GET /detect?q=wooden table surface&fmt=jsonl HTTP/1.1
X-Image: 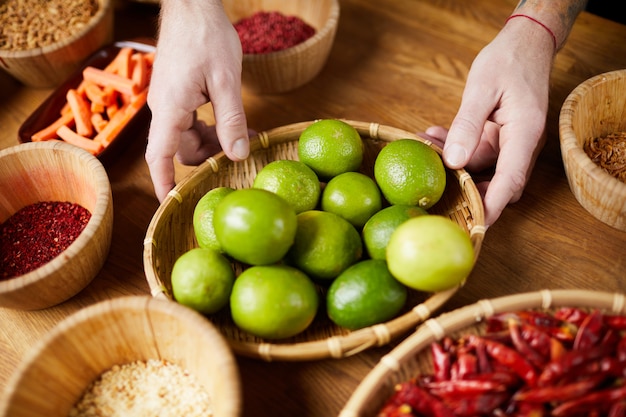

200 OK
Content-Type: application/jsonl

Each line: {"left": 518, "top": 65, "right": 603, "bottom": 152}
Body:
{"left": 2, "top": 1, "right": 626, "bottom": 416}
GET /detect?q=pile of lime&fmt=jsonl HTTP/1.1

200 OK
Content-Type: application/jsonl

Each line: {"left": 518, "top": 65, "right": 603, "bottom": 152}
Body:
{"left": 172, "top": 119, "right": 475, "bottom": 339}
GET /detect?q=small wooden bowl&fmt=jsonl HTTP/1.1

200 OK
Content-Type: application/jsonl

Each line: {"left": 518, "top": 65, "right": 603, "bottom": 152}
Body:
{"left": 0, "top": 0, "right": 114, "bottom": 88}
{"left": 559, "top": 69, "right": 626, "bottom": 231}
{"left": 0, "top": 296, "right": 242, "bottom": 417}
{"left": 223, "top": 0, "right": 340, "bottom": 93}
{"left": 339, "top": 289, "right": 626, "bottom": 417}
{"left": 143, "top": 120, "right": 486, "bottom": 361}
{"left": 0, "top": 141, "right": 113, "bottom": 310}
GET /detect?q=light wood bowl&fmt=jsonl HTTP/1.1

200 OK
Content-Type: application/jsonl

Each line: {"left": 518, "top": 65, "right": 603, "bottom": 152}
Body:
{"left": 143, "top": 119, "right": 486, "bottom": 361}
{"left": 223, "top": 0, "right": 340, "bottom": 94}
{"left": 0, "top": 141, "right": 113, "bottom": 310}
{"left": 0, "top": 0, "right": 114, "bottom": 88}
{"left": 339, "top": 289, "right": 626, "bottom": 417}
{"left": 559, "top": 69, "right": 626, "bottom": 231}
{"left": 0, "top": 295, "right": 242, "bottom": 417}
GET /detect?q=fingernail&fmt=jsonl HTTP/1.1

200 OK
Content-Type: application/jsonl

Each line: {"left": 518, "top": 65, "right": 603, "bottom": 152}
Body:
{"left": 232, "top": 138, "right": 249, "bottom": 160}
{"left": 444, "top": 144, "right": 467, "bottom": 167}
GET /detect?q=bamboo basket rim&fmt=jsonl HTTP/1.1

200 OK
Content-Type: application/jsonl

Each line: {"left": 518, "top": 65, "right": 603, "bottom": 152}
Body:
{"left": 0, "top": 141, "right": 112, "bottom": 292}
{"left": 240, "top": 0, "right": 340, "bottom": 62}
{"left": 143, "top": 119, "right": 486, "bottom": 361}
{"left": 0, "top": 295, "right": 242, "bottom": 417}
{"left": 559, "top": 69, "right": 626, "bottom": 196}
{"left": 339, "top": 288, "right": 626, "bottom": 417}
{"left": 0, "top": 0, "right": 112, "bottom": 58}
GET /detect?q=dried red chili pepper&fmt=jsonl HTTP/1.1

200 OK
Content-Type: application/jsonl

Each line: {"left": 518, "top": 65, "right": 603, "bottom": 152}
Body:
{"left": 379, "top": 382, "right": 455, "bottom": 417}
{"left": 609, "top": 401, "right": 626, "bottom": 417}
{"left": 422, "top": 379, "right": 506, "bottom": 398}
{"left": 520, "top": 323, "right": 553, "bottom": 359}
{"left": 537, "top": 343, "right": 613, "bottom": 386}
{"left": 551, "top": 385, "right": 626, "bottom": 416}
{"left": 440, "top": 391, "right": 509, "bottom": 417}
{"left": 467, "top": 335, "right": 538, "bottom": 386}
{"left": 0, "top": 201, "right": 91, "bottom": 279}
{"left": 554, "top": 307, "right": 588, "bottom": 326}
{"left": 605, "top": 314, "right": 626, "bottom": 331}
{"left": 513, "top": 374, "right": 605, "bottom": 403}
{"left": 573, "top": 309, "right": 605, "bottom": 350}
{"left": 618, "top": 335, "right": 626, "bottom": 362}
{"left": 431, "top": 342, "right": 451, "bottom": 382}
{"left": 455, "top": 351, "right": 477, "bottom": 380}
{"left": 509, "top": 321, "right": 547, "bottom": 368}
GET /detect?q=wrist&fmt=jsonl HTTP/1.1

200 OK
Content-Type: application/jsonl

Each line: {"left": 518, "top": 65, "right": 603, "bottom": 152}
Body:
{"left": 505, "top": 15, "right": 557, "bottom": 51}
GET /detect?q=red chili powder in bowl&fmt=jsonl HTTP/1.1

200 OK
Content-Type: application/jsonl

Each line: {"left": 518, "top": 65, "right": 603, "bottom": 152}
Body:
{"left": 234, "top": 11, "right": 316, "bottom": 54}
{"left": 0, "top": 201, "right": 91, "bottom": 279}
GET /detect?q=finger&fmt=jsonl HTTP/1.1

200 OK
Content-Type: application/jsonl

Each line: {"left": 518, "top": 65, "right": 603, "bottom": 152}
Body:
{"left": 176, "top": 120, "right": 222, "bottom": 165}
{"left": 443, "top": 84, "right": 499, "bottom": 169}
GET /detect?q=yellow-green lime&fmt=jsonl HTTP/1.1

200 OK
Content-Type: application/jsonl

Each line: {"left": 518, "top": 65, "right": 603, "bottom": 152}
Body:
{"left": 229, "top": 264, "right": 319, "bottom": 339}
{"left": 327, "top": 259, "right": 407, "bottom": 330}
{"left": 298, "top": 119, "right": 364, "bottom": 180}
{"left": 193, "top": 186, "right": 235, "bottom": 251}
{"left": 213, "top": 188, "right": 297, "bottom": 265}
{"left": 374, "top": 139, "right": 446, "bottom": 209}
{"left": 362, "top": 204, "right": 427, "bottom": 260}
{"left": 252, "top": 159, "right": 321, "bottom": 214}
{"left": 286, "top": 210, "right": 363, "bottom": 281}
{"left": 386, "top": 215, "right": 474, "bottom": 292}
{"left": 171, "top": 247, "right": 235, "bottom": 315}
{"left": 321, "top": 171, "right": 383, "bottom": 229}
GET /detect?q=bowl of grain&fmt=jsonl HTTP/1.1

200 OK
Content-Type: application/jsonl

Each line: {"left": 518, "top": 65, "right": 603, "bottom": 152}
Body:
{"left": 0, "top": 295, "right": 242, "bottom": 417}
{"left": 0, "top": 140, "right": 113, "bottom": 310}
{"left": 222, "top": 0, "right": 340, "bottom": 94}
{"left": 0, "top": 0, "right": 114, "bottom": 88}
{"left": 559, "top": 69, "right": 626, "bottom": 231}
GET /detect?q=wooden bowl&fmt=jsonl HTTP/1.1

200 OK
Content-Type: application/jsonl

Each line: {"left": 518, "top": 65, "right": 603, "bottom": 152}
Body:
{"left": 559, "top": 69, "right": 626, "bottom": 231}
{"left": 222, "top": 0, "right": 340, "bottom": 93}
{"left": 143, "top": 119, "right": 486, "bottom": 361}
{"left": 0, "top": 295, "right": 242, "bottom": 417}
{"left": 339, "top": 289, "right": 626, "bottom": 417}
{"left": 0, "top": 0, "right": 114, "bottom": 88}
{"left": 0, "top": 141, "right": 113, "bottom": 310}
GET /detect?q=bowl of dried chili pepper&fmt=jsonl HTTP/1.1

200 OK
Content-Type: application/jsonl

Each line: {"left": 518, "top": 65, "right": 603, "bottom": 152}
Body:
{"left": 559, "top": 69, "right": 626, "bottom": 232}
{"left": 0, "top": 140, "right": 113, "bottom": 310}
{"left": 339, "top": 289, "right": 626, "bottom": 417}
{"left": 223, "top": 0, "right": 340, "bottom": 94}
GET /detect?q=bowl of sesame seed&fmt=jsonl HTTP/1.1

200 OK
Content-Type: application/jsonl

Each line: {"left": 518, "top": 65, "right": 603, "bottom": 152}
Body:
{"left": 0, "top": 296, "right": 242, "bottom": 417}
{"left": 0, "top": 0, "right": 114, "bottom": 88}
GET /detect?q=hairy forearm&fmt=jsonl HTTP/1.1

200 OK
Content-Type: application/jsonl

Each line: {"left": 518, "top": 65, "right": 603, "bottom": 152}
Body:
{"left": 513, "top": 0, "right": 588, "bottom": 50}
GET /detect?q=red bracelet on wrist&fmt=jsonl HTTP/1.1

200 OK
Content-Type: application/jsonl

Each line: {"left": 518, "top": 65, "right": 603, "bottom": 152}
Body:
{"left": 505, "top": 14, "right": 557, "bottom": 51}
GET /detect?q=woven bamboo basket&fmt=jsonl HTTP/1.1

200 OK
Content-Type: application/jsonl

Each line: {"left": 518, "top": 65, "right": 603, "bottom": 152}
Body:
{"left": 143, "top": 119, "right": 485, "bottom": 361}
{"left": 339, "top": 289, "right": 626, "bottom": 417}
{"left": 0, "top": 296, "right": 242, "bottom": 417}
{"left": 0, "top": 0, "right": 114, "bottom": 88}
{"left": 559, "top": 69, "right": 626, "bottom": 231}
{"left": 223, "top": 0, "right": 340, "bottom": 93}
{"left": 0, "top": 141, "right": 113, "bottom": 310}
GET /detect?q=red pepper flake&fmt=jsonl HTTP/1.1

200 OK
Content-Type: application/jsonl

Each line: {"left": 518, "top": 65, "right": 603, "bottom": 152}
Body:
{"left": 0, "top": 201, "right": 91, "bottom": 280}
{"left": 234, "top": 11, "right": 316, "bottom": 54}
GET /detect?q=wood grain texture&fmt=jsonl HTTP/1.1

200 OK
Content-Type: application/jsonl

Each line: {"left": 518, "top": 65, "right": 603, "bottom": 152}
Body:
{"left": 1, "top": 1, "right": 626, "bottom": 416}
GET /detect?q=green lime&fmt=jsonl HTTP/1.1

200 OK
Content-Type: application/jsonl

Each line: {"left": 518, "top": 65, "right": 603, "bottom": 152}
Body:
{"left": 374, "top": 139, "right": 446, "bottom": 209}
{"left": 327, "top": 259, "right": 407, "bottom": 330}
{"left": 298, "top": 119, "right": 364, "bottom": 180}
{"left": 193, "top": 187, "right": 235, "bottom": 251}
{"left": 230, "top": 264, "right": 319, "bottom": 339}
{"left": 213, "top": 188, "right": 297, "bottom": 265}
{"left": 171, "top": 247, "right": 235, "bottom": 314}
{"left": 286, "top": 210, "right": 363, "bottom": 281}
{"left": 362, "top": 204, "right": 427, "bottom": 260}
{"left": 386, "top": 215, "right": 474, "bottom": 292}
{"left": 252, "top": 159, "right": 321, "bottom": 214}
{"left": 321, "top": 171, "right": 383, "bottom": 229}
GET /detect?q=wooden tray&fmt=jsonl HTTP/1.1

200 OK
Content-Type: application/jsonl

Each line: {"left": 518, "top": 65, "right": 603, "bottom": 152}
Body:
{"left": 143, "top": 119, "right": 486, "bottom": 361}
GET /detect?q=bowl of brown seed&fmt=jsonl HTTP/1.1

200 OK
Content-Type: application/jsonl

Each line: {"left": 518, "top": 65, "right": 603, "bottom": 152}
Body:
{"left": 0, "top": 296, "right": 242, "bottom": 417}
{"left": 559, "top": 69, "right": 626, "bottom": 231}
{"left": 0, "top": 0, "right": 114, "bottom": 88}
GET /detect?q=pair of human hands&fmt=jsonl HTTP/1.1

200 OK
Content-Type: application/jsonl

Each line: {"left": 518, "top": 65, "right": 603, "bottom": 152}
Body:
{"left": 145, "top": 3, "right": 555, "bottom": 227}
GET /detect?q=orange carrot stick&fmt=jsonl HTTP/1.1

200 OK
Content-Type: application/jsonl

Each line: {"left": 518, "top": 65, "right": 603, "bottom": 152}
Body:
{"left": 56, "top": 125, "right": 104, "bottom": 155}
{"left": 131, "top": 52, "right": 148, "bottom": 91}
{"left": 31, "top": 111, "right": 75, "bottom": 142}
{"left": 84, "top": 81, "right": 115, "bottom": 107}
{"left": 83, "top": 66, "right": 140, "bottom": 96}
{"left": 66, "top": 89, "right": 93, "bottom": 137}
{"left": 91, "top": 112, "right": 108, "bottom": 133}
